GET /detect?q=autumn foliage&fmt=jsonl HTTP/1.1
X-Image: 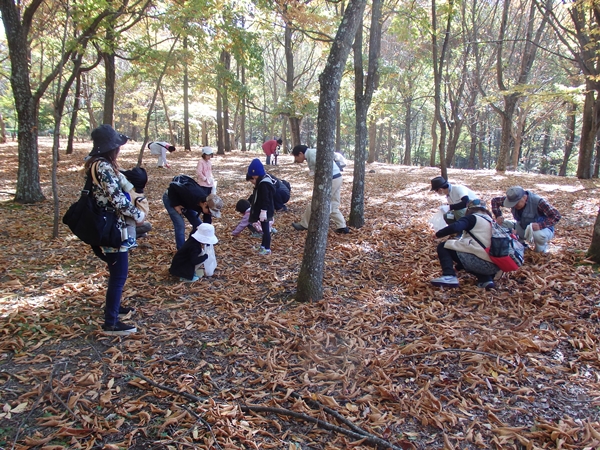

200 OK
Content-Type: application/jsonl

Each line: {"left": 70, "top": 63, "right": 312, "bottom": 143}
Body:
{"left": 0, "top": 139, "right": 599, "bottom": 449}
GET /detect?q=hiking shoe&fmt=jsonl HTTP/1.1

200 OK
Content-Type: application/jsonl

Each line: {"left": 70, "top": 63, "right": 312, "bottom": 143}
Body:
{"left": 180, "top": 275, "right": 200, "bottom": 283}
{"left": 271, "top": 227, "right": 278, "bottom": 234}
{"left": 477, "top": 281, "right": 495, "bottom": 290}
{"left": 258, "top": 247, "right": 271, "bottom": 255}
{"left": 335, "top": 227, "right": 350, "bottom": 234}
{"left": 430, "top": 275, "right": 459, "bottom": 287}
{"left": 292, "top": 223, "right": 307, "bottom": 231}
{"left": 102, "top": 321, "right": 137, "bottom": 336}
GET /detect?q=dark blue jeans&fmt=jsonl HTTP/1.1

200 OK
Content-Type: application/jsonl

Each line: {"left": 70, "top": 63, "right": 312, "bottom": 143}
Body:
{"left": 261, "top": 220, "right": 271, "bottom": 250}
{"left": 104, "top": 251, "right": 129, "bottom": 326}
{"left": 163, "top": 191, "right": 202, "bottom": 250}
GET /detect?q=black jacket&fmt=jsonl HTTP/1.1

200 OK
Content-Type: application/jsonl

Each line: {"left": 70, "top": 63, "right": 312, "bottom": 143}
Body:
{"left": 169, "top": 237, "right": 209, "bottom": 280}
{"left": 249, "top": 175, "right": 275, "bottom": 222}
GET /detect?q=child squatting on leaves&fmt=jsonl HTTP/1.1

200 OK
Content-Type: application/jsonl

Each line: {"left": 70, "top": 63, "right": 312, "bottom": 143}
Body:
{"left": 169, "top": 223, "right": 218, "bottom": 282}
{"left": 246, "top": 158, "right": 275, "bottom": 255}
{"left": 232, "top": 199, "right": 275, "bottom": 238}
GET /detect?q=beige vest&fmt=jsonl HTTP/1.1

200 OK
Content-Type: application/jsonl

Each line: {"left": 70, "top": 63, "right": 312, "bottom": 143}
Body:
{"left": 444, "top": 214, "right": 493, "bottom": 262}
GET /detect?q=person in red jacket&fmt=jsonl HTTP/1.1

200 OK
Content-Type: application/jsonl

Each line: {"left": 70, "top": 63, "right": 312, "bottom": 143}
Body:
{"left": 262, "top": 138, "right": 282, "bottom": 165}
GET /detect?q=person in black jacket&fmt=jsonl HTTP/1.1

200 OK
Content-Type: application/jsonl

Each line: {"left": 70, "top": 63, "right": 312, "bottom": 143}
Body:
{"left": 246, "top": 159, "right": 275, "bottom": 255}
{"left": 162, "top": 174, "right": 223, "bottom": 250}
{"left": 169, "top": 223, "right": 218, "bottom": 282}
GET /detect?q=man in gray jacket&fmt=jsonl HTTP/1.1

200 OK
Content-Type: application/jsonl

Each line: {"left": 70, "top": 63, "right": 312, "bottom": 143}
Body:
{"left": 491, "top": 186, "right": 561, "bottom": 253}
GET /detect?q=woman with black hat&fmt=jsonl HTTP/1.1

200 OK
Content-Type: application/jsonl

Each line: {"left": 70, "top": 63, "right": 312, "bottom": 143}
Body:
{"left": 430, "top": 176, "right": 478, "bottom": 224}
{"left": 85, "top": 125, "right": 146, "bottom": 336}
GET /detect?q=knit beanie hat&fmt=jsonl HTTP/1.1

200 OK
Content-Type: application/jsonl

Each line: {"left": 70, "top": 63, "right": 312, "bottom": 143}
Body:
{"left": 247, "top": 158, "right": 265, "bottom": 178}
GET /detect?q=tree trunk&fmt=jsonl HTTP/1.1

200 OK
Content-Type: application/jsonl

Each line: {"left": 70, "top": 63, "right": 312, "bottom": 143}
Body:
{"left": 403, "top": 100, "right": 412, "bottom": 165}
{"left": 81, "top": 73, "right": 97, "bottom": 130}
{"left": 587, "top": 207, "right": 600, "bottom": 263}
{"left": 0, "top": 114, "right": 6, "bottom": 143}
{"left": 67, "top": 74, "right": 81, "bottom": 155}
{"left": 367, "top": 120, "right": 377, "bottom": 163}
{"left": 216, "top": 88, "right": 224, "bottom": 154}
{"left": 296, "top": 0, "right": 366, "bottom": 303}
{"left": 559, "top": 102, "right": 576, "bottom": 176}
{"left": 0, "top": 0, "right": 45, "bottom": 203}
{"left": 497, "top": 95, "right": 517, "bottom": 172}
{"left": 240, "top": 65, "right": 247, "bottom": 152}
{"left": 284, "top": 20, "right": 302, "bottom": 148}
{"left": 102, "top": 51, "right": 116, "bottom": 125}
{"left": 159, "top": 87, "right": 175, "bottom": 144}
{"left": 349, "top": 0, "right": 382, "bottom": 229}
{"left": 222, "top": 50, "right": 231, "bottom": 152}
{"left": 183, "top": 37, "right": 191, "bottom": 151}
{"left": 468, "top": 119, "right": 477, "bottom": 169}
{"left": 577, "top": 86, "right": 597, "bottom": 179}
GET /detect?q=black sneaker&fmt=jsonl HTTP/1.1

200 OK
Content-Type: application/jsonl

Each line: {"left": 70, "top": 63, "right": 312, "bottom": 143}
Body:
{"left": 119, "top": 306, "right": 135, "bottom": 318}
{"left": 102, "top": 321, "right": 137, "bottom": 336}
{"left": 292, "top": 222, "right": 307, "bottom": 231}
{"left": 335, "top": 227, "right": 350, "bottom": 234}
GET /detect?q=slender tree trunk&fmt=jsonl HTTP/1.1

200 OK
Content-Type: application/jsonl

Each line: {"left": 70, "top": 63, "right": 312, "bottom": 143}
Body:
{"left": 559, "top": 102, "right": 576, "bottom": 176}
{"left": 367, "top": 120, "right": 377, "bottom": 163}
{"left": 81, "top": 73, "right": 97, "bottom": 130}
{"left": 587, "top": 207, "right": 600, "bottom": 263}
{"left": 296, "top": 0, "right": 366, "bottom": 303}
{"left": 67, "top": 74, "right": 81, "bottom": 155}
{"left": 240, "top": 65, "right": 247, "bottom": 152}
{"left": 0, "top": 0, "right": 44, "bottom": 203}
{"left": 183, "top": 36, "right": 191, "bottom": 151}
{"left": 160, "top": 87, "right": 175, "bottom": 145}
{"left": 403, "top": 100, "right": 412, "bottom": 165}
{"left": 102, "top": 50, "right": 116, "bottom": 125}
{"left": 284, "top": 20, "right": 302, "bottom": 147}
{"left": 222, "top": 50, "right": 231, "bottom": 152}
{"left": 349, "top": 0, "right": 382, "bottom": 228}
{"left": 577, "top": 86, "right": 596, "bottom": 179}
{"left": 216, "top": 88, "right": 224, "bottom": 154}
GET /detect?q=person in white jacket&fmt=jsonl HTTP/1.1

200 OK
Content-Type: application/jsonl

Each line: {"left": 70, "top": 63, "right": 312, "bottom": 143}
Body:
{"left": 148, "top": 141, "right": 175, "bottom": 168}
{"left": 291, "top": 145, "right": 349, "bottom": 234}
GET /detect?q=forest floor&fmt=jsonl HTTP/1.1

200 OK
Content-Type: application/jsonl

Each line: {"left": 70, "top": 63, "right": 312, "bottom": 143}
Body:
{"left": 0, "top": 138, "right": 599, "bottom": 450}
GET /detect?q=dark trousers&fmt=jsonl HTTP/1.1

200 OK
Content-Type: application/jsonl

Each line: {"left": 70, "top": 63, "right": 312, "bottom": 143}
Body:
{"left": 261, "top": 220, "right": 271, "bottom": 250}
{"left": 104, "top": 251, "right": 129, "bottom": 326}
{"left": 436, "top": 242, "right": 493, "bottom": 283}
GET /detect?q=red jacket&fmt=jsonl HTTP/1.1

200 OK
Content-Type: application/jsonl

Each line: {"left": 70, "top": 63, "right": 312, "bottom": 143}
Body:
{"left": 262, "top": 139, "right": 279, "bottom": 156}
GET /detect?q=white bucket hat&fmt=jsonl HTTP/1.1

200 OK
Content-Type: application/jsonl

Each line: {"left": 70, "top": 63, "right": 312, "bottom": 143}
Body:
{"left": 192, "top": 223, "right": 218, "bottom": 245}
{"left": 202, "top": 146, "right": 214, "bottom": 155}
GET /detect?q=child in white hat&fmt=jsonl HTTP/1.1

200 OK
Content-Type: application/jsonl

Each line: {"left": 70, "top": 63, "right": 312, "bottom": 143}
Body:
{"left": 169, "top": 223, "right": 218, "bottom": 282}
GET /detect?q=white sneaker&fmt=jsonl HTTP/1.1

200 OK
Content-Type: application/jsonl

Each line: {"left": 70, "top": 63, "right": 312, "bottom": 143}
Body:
{"left": 430, "top": 275, "right": 459, "bottom": 287}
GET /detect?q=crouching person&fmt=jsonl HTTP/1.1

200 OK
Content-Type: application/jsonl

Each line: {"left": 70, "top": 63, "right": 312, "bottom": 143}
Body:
{"left": 431, "top": 200, "right": 500, "bottom": 290}
{"left": 169, "top": 223, "right": 218, "bottom": 282}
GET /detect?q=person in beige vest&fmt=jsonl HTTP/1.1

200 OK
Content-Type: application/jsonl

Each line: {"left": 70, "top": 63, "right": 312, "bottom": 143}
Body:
{"left": 430, "top": 199, "right": 501, "bottom": 290}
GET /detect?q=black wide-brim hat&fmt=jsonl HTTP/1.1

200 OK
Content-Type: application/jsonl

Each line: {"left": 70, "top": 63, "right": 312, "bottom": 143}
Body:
{"left": 89, "top": 124, "right": 129, "bottom": 156}
{"left": 430, "top": 176, "right": 448, "bottom": 191}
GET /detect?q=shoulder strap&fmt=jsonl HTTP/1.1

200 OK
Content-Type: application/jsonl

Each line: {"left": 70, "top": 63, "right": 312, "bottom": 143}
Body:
{"left": 467, "top": 215, "right": 490, "bottom": 249}
{"left": 90, "top": 161, "right": 101, "bottom": 186}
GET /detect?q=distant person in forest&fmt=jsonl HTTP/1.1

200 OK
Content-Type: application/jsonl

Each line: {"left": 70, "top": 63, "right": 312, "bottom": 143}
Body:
{"left": 262, "top": 138, "right": 282, "bottom": 166}
{"left": 291, "top": 144, "right": 349, "bottom": 234}
{"left": 148, "top": 141, "right": 176, "bottom": 168}
{"left": 431, "top": 176, "right": 478, "bottom": 225}
{"left": 196, "top": 146, "right": 215, "bottom": 197}
{"left": 490, "top": 186, "right": 561, "bottom": 253}
{"left": 163, "top": 174, "right": 223, "bottom": 250}
{"left": 246, "top": 159, "right": 275, "bottom": 255}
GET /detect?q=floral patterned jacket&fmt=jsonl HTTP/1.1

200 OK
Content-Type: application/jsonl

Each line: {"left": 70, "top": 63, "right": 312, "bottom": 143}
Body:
{"left": 91, "top": 159, "right": 145, "bottom": 252}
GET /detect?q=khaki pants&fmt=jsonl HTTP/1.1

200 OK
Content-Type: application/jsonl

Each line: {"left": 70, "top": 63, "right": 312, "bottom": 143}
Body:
{"left": 299, "top": 176, "right": 346, "bottom": 229}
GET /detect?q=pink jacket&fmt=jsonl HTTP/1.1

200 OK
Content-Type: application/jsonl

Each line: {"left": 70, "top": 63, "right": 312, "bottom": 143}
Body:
{"left": 196, "top": 159, "right": 213, "bottom": 188}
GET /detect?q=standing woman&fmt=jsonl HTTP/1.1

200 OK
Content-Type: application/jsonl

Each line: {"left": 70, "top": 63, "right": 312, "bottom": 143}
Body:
{"left": 85, "top": 125, "right": 146, "bottom": 336}
{"left": 196, "top": 146, "right": 215, "bottom": 197}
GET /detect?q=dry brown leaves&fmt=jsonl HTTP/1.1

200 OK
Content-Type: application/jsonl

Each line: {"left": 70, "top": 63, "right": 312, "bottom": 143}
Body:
{"left": 0, "top": 138, "right": 599, "bottom": 449}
